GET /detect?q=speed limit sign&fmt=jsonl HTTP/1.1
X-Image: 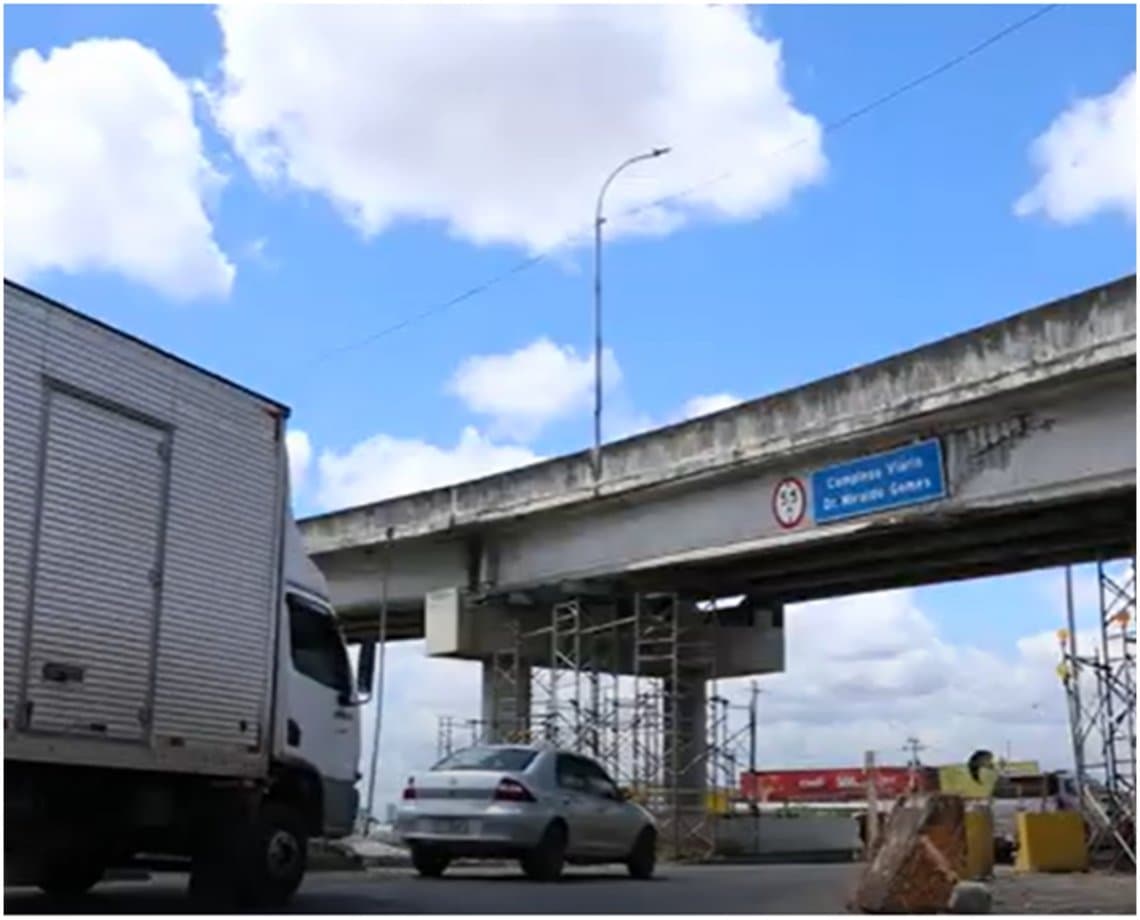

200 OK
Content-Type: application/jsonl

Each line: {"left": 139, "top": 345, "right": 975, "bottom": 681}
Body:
{"left": 772, "top": 476, "right": 807, "bottom": 529}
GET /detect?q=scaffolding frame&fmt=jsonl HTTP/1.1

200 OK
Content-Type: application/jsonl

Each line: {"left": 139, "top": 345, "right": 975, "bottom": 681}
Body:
{"left": 1059, "top": 558, "right": 1136, "bottom": 869}
{"left": 708, "top": 687, "right": 754, "bottom": 809}
{"left": 436, "top": 715, "right": 487, "bottom": 761}
{"left": 436, "top": 591, "right": 748, "bottom": 860}
{"left": 633, "top": 592, "right": 719, "bottom": 859}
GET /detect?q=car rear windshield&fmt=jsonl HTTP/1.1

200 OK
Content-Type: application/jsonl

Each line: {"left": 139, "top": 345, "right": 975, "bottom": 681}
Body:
{"left": 432, "top": 747, "right": 538, "bottom": 772}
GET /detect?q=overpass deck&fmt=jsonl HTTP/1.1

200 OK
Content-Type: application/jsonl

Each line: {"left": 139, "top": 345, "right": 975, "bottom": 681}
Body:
{"left": 301, "top": 276, "right": 1136, "bottom": 639}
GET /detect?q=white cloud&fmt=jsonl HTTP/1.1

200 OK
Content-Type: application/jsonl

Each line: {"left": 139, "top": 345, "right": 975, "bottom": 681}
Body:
{"left": 607, "top": 391, "right": 745, "bottom": 443}
{"left": 448, "top": 338, "right": 621, "bottom": 441}
{"left": 718, "top": 588, "right": 1076, "bottom": 768}
{"left": 1015, "top": 71, "right": 1136, "bottom": 225}
{"left": 285, "top": 429, "right": 313, "bottom": 493}
{"left": 210, "top": 3, "right": 825, "bottom": 253}
{"left": 316, "top": 426, "right": 542, "bottom": 509}
{"left": 680, "top": 392, "right": 743, "bottom": 420}
{"left": 4, "top": 39, "right": 234, "bottom": 299}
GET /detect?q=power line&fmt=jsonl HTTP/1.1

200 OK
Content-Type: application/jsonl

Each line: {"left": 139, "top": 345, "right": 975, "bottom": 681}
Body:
{"left": 622, "top": 3, "right": 1059, "bottom": 223}
{"left": 305, "top": 253, "right": 547, "bottom": 368}
{"left": 303, "top": 4, "right": 1058, "bottom": 368}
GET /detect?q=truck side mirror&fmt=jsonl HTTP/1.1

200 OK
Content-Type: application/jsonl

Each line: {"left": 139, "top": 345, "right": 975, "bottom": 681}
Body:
{"left": 357, "top": 640, "right": 377, "bottom": 702}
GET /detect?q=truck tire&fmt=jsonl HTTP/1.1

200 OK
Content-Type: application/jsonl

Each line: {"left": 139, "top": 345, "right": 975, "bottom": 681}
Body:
{"left": 240, "top": 802, "right": 309, "bottom": 908}
{"left": 520, "top": 821, "right": 566, "bottom": 882}
{"left": 189, "top": 802, "right": 308, "bottom": 910}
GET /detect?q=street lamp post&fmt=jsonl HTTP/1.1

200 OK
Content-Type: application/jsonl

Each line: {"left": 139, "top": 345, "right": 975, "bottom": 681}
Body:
{"left": 592, "top": 146, "right": 671, "bottom": 483}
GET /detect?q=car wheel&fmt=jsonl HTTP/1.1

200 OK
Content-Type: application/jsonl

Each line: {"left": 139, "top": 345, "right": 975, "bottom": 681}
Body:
{"left": 411, "top": 843, "right": 451, "bottom": 878}
{"left": 521, "top": 821, "right": 567, "bottom": 882}
{"left": 626, "top": 827, "right": 656, "bottom": 880}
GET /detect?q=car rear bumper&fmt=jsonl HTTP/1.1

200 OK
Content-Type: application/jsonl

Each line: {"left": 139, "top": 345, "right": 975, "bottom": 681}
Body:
{"left": 396, "top": 813, "right": 548, "bottom": 851}
{"left": 403, "top": 838, "right": 535, "bottom": 859}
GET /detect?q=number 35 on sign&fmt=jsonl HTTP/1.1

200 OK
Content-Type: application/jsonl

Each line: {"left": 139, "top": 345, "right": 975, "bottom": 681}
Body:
{"left": 772, "top": 477, "right": 806, "bottom": 529}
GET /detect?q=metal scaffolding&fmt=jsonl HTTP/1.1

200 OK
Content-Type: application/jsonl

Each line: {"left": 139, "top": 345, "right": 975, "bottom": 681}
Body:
{"left": 1059, "top": 559, "right": 1136, "bottom": 869}
{"left": 708, "top": 684, "right": 755, "bottom": 811}
{"left": 436, "top": 715, "right": 486, "bottom": 761}
{"left": 435, "top": 591, "right": 751, "bottom": 860}
{"left": 634, "top": 591, "right": 718, "bottom": 859}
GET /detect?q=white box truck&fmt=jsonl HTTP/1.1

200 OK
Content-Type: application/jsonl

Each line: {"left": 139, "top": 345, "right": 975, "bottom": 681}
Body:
{"left": 3, "top": 280, "right": 376, "bottom": 907}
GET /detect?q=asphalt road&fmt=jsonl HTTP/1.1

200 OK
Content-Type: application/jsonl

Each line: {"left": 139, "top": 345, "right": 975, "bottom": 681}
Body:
{"left": 6, "top": 863, "right": 861, "bottom": 914}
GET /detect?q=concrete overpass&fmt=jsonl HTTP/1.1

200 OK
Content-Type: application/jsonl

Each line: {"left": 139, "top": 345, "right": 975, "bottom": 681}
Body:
{"left": 302, "top": 274, "right": 1136, "bottom": 645}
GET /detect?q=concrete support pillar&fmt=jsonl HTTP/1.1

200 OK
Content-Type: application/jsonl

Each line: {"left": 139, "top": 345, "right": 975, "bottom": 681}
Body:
{"left": 480, "top": 656, "right": 531, "bottom": 743}
{"left": 663, "top": 670, "right": 708, "bottom": 794}
{"left": 660, "top": 669, "right": 711, "bottom": 858}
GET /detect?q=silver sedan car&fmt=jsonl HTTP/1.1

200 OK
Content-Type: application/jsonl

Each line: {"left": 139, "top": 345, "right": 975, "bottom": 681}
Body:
{"left": 394, "top": 743, "right": 657, "bottom": 881}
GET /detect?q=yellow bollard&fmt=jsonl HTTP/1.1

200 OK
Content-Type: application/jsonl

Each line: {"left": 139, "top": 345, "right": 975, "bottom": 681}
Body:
{"left": 705, "top": 788, "right": 730, "bottom": 816}
{"left": 964, "top": 804, "right": 995, "bottom": 880}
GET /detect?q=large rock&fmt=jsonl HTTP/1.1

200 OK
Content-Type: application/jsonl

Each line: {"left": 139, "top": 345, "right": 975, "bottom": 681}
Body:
{"left": 948, "top": 881, "right": 993, "bottom": 914}
{"left": 853, "top": 793, "right": 967, "bottom": 913}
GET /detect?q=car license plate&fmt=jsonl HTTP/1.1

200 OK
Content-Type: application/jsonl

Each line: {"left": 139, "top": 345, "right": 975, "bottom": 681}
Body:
{"left": 428, "top": 818, "right": 469, "bottom": 834}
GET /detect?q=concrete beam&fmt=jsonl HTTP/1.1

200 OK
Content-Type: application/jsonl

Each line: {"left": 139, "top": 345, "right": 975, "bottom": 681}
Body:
{"left": 419, "top": 590, "right": 786, "bottom": 679}
{"left": 305, "top": 276, "right": 1137, "bottom": 638}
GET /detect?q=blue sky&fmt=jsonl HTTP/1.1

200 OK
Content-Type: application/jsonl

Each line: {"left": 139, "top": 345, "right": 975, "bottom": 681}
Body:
{"left": 4, "top": 3, "right": 1135, "bottom": 786}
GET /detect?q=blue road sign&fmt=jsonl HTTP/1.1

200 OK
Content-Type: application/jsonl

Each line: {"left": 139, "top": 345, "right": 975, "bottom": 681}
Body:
{"left": 811, "top": 439, "right": 947, "bottom": 524}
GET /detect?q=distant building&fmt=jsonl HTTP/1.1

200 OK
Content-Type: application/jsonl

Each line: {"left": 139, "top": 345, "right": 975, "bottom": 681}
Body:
{"left": 738, "top": 759, "right": 1042, "bottom": 803}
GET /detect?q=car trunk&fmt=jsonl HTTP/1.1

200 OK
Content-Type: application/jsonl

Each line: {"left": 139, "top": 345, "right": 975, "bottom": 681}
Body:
{"left": 409, "top": 770, "right": 516, "bottom": 815}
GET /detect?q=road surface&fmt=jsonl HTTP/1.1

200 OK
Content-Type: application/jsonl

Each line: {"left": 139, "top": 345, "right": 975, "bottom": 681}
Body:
{"left": 6, "top": 863, "right": 860, "bottom": 914}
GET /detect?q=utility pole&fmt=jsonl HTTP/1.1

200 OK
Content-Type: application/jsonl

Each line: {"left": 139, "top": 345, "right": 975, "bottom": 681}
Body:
{"left": 748, "top": 681, "right": 760, "bottom": 777}
{"left": 864, "top": 750, "right": 879, "bottom": 856}
{"left": 364, "top": 527, "right": 394, "bottom": 834}
{"left": 903, "top": 736, "right": 926, "bottom": 793}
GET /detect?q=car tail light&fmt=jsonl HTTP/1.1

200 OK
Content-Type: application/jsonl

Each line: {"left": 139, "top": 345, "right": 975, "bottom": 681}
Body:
{"left": 402, "top": 779, "right": 416, "bottom": 800}
{"left": 493, "top": 778, "right": 535, "bottom": 802}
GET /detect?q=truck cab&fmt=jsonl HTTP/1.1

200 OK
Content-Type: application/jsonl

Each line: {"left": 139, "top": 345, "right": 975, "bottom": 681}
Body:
{"left": 274, "top": 517, "right": 363, "bottom": 842}
{"left": 184, "top": 511, "right": 372, "bottom": 907}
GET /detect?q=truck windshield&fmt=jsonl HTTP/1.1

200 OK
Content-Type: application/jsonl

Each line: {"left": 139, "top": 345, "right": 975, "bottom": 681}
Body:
{"left": 432, "top": 747, "right": 537, "bottom": 772}
{"left": 287, "top": 594, "right": 352, "bottom": 697}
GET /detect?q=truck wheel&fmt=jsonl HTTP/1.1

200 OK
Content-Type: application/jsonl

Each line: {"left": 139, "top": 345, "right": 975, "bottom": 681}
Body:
{"left": 410, "top": 843, "right": 451, "bottom": 878}
{"left": 190, "top": 802, "right": 309, "bottom": 909}
{"left": 240, "top": 802, "right": 309, "bottom": 908}
{"left": 520, "top": 821, "right": 566, "bottom": 882}
{"left": 626, "top": 827, "right": 656, "bottom": 879}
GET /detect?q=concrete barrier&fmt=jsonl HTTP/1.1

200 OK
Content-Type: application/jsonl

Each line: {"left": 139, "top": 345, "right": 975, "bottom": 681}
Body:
{"left": 713, "top": 813, "right": 861, "bottom": 862}
{"left": 1014, "top": 812, "right": 1088, "bottom": 873}
{"left": 964, "top": 805, "right": 995, "bottom": 880}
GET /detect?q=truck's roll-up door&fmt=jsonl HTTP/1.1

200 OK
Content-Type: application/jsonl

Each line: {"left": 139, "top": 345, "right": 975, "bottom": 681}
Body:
{"left": 23, "top": 385, "right": 171, "bottom": 743}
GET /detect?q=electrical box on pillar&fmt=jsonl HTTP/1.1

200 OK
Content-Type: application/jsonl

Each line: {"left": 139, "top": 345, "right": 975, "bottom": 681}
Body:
{"left": 425, "top": 587, "right": 464, "bottom": 656}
